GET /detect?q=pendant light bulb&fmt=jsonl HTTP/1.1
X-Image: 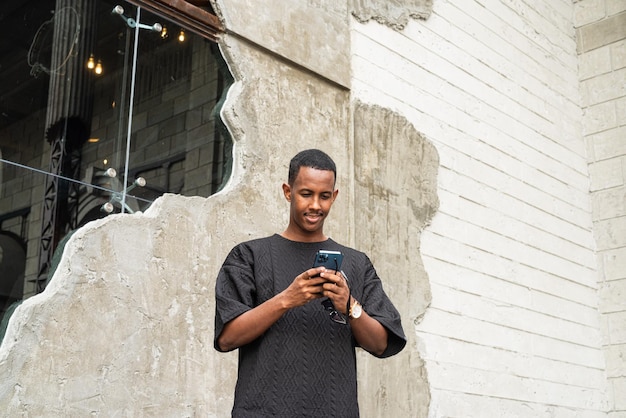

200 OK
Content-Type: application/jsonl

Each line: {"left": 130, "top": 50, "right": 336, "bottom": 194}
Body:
{"left": 87, "top": 54, "right": 95, "bottom": 69}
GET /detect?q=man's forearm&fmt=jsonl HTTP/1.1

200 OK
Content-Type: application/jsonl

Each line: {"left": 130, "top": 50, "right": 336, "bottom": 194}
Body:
{"left": 350, "top": 307, "right": 389, "bottom": 356}
{"left": 217, "top": 295, "right": 290, "bottom": 352}
{"left": 217, "top": 272, "right": 330, "bottom": 351}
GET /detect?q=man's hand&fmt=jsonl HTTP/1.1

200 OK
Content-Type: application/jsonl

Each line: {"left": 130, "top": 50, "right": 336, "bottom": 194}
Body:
{"left": 320, "top": 270, "right": 389, "bottom": 356}
{"left": 318, "top": 270, "right": 350, "bottom": 315}
{"left": 278, "top": 267, "right": 330, "bottom": 309}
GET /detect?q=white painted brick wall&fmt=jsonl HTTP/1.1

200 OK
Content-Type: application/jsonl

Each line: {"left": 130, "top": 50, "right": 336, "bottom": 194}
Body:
{"left": 352, "top": 0, "right": 609, "bottom": 415}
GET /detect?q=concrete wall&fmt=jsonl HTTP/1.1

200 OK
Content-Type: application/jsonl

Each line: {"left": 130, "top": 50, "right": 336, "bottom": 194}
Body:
{"left": 576, "top": 1, "right": 626, "bottom": 415}
{"left": 0, "top": 0, "right": 441, "bottom": 416}
{"left": 212, "top": 0, "right": 350, "bottom": 87}
{"left": 352, "top": 101, "right": 437, "bottom": 417}
{"left": 0, "top": 38, "right": 349, "bottom": 418}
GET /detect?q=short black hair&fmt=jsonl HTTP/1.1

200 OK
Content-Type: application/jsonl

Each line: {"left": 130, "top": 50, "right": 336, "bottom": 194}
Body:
{"left": 288, "top": 149, "right": 336, "bottom": 185}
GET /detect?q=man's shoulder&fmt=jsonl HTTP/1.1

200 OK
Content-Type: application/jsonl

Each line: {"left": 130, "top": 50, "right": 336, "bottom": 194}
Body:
{"left": 231, "top": 234, "right": 281, "bottom": 253}
{"left": 329, "top": 239, "right": 369, "bottom": 260}
{"left": 223, "top": 235, "right": 277, "bottom": 265}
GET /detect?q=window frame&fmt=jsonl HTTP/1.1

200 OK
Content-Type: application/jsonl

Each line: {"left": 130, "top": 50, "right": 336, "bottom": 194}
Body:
{"left": 127, "top": 0, "right": 224, "bottom": 42}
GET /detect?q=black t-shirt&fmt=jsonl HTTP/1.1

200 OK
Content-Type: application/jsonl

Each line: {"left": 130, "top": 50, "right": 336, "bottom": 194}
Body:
{"left": 215, "top": 234, "right": 406, "bottom": 417}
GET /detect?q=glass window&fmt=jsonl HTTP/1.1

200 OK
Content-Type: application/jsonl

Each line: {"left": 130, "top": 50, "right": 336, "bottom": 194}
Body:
{"left": 0, "top": 0, "right": 231, "bottom": 326}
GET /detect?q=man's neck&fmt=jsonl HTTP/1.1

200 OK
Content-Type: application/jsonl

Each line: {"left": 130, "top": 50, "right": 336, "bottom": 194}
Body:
{"left": 280, "top": 229, "right": 327, "bottom": 243}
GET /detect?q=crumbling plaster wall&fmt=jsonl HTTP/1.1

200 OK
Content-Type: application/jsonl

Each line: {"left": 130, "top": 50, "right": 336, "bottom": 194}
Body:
{"left": 352, "top": 103, "right": 437, "bottom": 417}
{"left": 351, "top": 0, "right": 433, "bottom": 30}
{"left": 0, "top": 0, "right": 439, "bottom": 416}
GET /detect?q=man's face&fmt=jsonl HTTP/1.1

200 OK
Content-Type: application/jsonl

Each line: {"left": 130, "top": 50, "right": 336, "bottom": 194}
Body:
{"left": 282, "top": 166, "right": 338, "bottom": 241}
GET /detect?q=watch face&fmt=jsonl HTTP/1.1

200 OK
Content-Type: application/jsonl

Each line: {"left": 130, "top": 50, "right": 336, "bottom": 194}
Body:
{"left": 351, "top": 303, "right": 362, "bottom": 319}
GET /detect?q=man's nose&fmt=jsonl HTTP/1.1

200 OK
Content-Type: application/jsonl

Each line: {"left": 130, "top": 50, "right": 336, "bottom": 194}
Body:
{"left": 310, "top": 196, "right": 321, "bottom": 209}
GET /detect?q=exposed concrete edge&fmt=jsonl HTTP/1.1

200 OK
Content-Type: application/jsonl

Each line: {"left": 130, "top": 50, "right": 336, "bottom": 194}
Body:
{"left": 0, "top": 214, "right": 122, "bottom": 397}
{"left": 210, "top": 0, "right": 351, "bottom": 88}
{"left": 351, "top": 0, "right": 433, "bottom": 31}
{"left": 351, "top": 99, "right": 437, "bottom": 416}
{"left": 0, "top": 192, "right": 237, "bottom": 414}
{"left": 220, "top": 31, "right": 351, "bottom": 93}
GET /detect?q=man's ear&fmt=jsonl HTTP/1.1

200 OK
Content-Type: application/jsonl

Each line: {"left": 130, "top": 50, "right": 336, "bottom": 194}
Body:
{"left": 282, "top": 183, "right": 292, "bottom": 201}
{"left": 332, "top": 188, "right": 339, "bottom": 202}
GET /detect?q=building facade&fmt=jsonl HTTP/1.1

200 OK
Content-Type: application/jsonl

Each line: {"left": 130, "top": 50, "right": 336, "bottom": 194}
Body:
{"left": 0, "top": 0, "right": 624, "bottom": 416}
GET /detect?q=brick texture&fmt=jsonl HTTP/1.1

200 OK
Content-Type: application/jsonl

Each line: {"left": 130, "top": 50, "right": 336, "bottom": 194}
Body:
{"left": 577, "top": 1, "right": 626, "bottom": 416}
{"left": 352, "top": 0, "right": 618, "bottom": 415}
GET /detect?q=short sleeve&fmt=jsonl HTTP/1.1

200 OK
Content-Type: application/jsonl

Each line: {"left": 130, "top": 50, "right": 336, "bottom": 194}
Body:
{"left": 357, "top": 257, "right": 407, "bottom": 358}
{"left": 214, "top": 244, "right": 257, "bottom": 352}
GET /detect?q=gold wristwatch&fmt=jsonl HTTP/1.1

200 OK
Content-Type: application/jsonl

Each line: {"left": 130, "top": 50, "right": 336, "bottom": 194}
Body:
{"left": 349, "top": 300, "right": 363, "bottom": 319}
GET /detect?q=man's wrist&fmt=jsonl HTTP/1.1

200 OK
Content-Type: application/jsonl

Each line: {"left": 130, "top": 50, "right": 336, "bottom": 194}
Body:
{"left": 274, "top": 291, "right": 294, "bottom": 312}
{"left": 349, "top": 298, "right": 363, "bottom": 319}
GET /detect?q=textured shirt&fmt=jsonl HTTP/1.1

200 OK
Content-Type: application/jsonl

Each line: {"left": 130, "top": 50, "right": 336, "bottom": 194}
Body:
{"left": 214, "top": 234, "right": 406, "bottom": 417}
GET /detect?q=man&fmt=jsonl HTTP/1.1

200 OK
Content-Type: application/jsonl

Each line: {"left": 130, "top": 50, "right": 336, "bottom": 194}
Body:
{"left": 214, "top": 149, "right": 406, "bottom": 417}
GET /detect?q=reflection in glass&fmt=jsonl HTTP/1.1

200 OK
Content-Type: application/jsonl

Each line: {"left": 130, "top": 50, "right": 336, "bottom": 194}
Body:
{"left": 0, "top": 0, "right": 231, "bottom": 316}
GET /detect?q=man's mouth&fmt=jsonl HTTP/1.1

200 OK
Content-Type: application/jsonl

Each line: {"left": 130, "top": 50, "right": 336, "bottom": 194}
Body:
{"left": 305, "top": 213, "right": 323, "bottom": 222}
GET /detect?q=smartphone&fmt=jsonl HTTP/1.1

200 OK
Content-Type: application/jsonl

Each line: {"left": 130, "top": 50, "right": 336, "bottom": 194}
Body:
{"left": 312, "top": 250, "right": 343, "bottom": 273}
{"left": 313, "top": 250, "right": 344, "bottom": 313}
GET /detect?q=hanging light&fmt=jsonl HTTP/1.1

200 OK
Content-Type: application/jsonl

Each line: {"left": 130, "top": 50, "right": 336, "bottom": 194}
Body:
{"left": 87, "top": 54, "right": 95, "bottom": 69}
{"left": 95, "top": 60, "right": 103, "bottom": 75}
{"left": 160, "top": 26, "right": 168, "bottom": 39}
{"left": 178, "top": 29, "right": 185, "bottom": 42}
